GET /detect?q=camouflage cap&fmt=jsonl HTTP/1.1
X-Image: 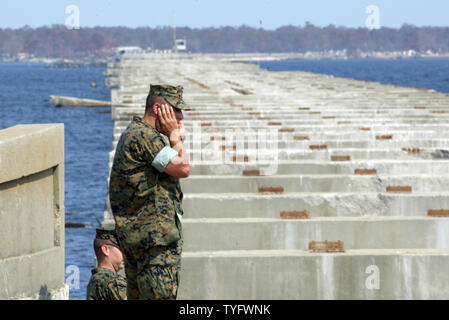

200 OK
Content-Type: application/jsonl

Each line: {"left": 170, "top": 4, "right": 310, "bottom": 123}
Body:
{"left": 149, "top": 84, "right": 191, "bottom": 111}
{"left": 95, "top": 228, "right": 119, "bottom": 247}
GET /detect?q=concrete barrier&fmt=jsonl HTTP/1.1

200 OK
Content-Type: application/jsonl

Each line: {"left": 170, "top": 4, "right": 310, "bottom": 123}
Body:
{"left": 182, "top": 217, "right": 449, "bottom": 251}
{"left": 181, "top": 175, "right": 449, "bottom": 193}
{"left": 178, "top": 249, "right": 449, "bottom": 299}
{"left": 0, "top": 124, "right": 68, "bottom": 300}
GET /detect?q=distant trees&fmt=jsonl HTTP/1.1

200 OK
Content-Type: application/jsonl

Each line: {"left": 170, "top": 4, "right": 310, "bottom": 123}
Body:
{"left": 0, "top": 24, "right": 448, "bottom": 58}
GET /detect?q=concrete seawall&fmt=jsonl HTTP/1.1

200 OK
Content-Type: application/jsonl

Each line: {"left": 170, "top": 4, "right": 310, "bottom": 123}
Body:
{"left": 0, "top": 124, "right": 68, "bottom": 300}
{"left": 103, "top": 54, "right": 449, "bottom": 299}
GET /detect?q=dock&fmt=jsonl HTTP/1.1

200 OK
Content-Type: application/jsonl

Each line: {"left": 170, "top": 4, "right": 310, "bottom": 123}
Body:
{"left": 49, "top": 95, "right": 111, "bottom": 107}
{"left": 102, "top": 54, "right": 449, "bottom": 299}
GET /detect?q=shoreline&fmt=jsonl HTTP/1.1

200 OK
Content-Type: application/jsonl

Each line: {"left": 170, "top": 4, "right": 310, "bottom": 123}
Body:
{"left": 2, "top": 52, "right": 449, "bottom": 66}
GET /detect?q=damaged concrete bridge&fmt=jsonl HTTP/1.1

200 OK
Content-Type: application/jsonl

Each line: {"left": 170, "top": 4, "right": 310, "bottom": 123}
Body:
{"left": 102, "top": 54, "right": 449, "bottom": 299}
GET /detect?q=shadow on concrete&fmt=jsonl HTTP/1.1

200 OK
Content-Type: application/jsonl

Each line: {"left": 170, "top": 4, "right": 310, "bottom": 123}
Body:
{"left": 39, "top": 285, "right": 51, "bottom": 300}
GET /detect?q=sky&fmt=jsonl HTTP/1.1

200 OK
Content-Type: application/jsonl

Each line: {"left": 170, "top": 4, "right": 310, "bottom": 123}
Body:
{"left": 0, "top": 0, "right": 448, "bottom": 30}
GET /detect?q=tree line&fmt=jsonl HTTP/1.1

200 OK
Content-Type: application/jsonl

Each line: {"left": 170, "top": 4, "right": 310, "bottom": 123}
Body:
{"left": 1, "top": 23, "right": 448, "bottom": 58}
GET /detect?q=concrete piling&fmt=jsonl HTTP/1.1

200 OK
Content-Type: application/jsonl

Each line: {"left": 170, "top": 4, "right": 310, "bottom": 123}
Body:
{"left": 0, "top": 124, "right": 68, "bottom": 299}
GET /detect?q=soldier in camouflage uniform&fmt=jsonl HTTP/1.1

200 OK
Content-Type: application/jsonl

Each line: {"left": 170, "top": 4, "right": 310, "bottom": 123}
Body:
{"left": 86, "top": 228, "right": 127, "bottom": 300}
{"left": 109, "top": 84, "right": 190, "bottom": 300}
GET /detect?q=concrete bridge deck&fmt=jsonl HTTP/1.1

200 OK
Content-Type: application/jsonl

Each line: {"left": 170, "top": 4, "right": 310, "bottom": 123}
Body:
{"left": 102, "top": 54, "right": 449, "bottom": 299}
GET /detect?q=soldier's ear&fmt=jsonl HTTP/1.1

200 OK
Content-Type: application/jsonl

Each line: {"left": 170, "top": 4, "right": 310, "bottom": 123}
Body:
{"left": 101, "top": 244, "right": 110, "bottom": 257}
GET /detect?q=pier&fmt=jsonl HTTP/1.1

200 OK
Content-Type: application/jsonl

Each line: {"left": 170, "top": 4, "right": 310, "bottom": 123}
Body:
{"left": 103, "top": 54, "right": 449, "bottom": 299}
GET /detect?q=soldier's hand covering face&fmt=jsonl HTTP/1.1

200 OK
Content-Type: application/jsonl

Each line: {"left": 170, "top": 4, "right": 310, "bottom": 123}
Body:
{"left": 156, "top": 104, "right": 183, "bottom": 142}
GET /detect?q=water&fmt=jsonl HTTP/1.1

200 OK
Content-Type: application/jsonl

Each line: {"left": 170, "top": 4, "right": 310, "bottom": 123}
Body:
{"left": 256, "top": 58, "right": 449, "bottom": 94}
{"left": 0, "top": 62, "right": 113, "bottom": 300}
{"left": 0, "top": 58, "right": 448, "bottom": 300}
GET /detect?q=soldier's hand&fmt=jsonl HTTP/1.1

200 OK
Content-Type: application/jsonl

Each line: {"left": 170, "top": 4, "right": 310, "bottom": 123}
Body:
{"left": 158, "top": 104, "right": 181, "bottom": 142}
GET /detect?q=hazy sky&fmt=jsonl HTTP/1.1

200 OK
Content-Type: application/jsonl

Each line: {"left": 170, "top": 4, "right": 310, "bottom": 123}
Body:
{"left": 1, "top": 0, "right": 448, "bottom": 29}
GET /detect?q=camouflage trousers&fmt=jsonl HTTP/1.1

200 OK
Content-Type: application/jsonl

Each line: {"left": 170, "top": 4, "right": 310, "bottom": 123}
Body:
{"left": 122, "top": 240, "right": 182, "bottom": 300}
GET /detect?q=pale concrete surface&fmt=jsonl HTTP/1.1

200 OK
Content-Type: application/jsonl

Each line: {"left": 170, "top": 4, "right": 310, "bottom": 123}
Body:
{"left": 0, "top": 124, "right": 67, "bottom": 300}
{"left": 181, "top": 175, "right": 449, "bottom": 193}
{"left": 182, "top": 192, "right": 449, "bottom": 218}
{"left": 181, "top": 217, "right": 449, "bottom": 251}
{"left": 178, "top": 249, "right": 449, "bottom": 299}
{"left": 102, "top": 54, "right": 449, "bottom": 299}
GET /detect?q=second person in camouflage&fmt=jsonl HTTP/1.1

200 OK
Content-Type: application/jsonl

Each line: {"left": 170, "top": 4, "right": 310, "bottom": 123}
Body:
{"left": 86, "top": 229, "right": 127, "bottom": 300}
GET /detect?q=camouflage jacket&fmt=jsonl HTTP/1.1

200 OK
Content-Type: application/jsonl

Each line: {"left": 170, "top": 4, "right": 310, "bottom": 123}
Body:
{"left": 109, "top": 116, "right": 183, "bottom": 251}
{"left": 86, "top": 267, "right": 127, "bottom": 300}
